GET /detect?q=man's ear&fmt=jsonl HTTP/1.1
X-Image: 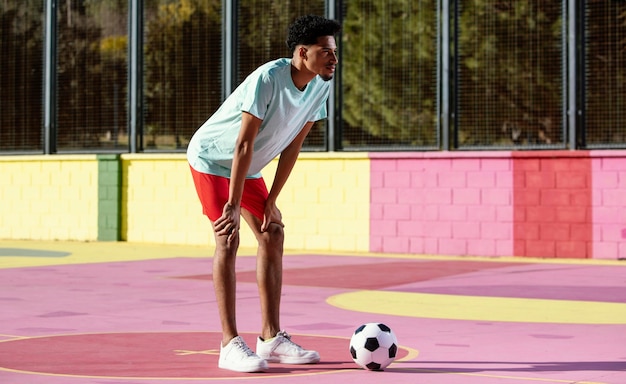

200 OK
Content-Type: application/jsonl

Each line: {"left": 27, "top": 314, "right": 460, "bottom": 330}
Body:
{"left": 299, "top": 46, "right": 308, "bottom": 59}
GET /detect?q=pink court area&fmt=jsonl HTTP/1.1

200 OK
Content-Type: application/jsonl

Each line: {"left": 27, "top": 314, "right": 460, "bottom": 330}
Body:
{"left": 1, "top": 241, "right": 625, "bottom": 384}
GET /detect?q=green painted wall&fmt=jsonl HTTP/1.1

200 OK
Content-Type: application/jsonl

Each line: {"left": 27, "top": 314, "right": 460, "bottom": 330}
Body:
{"left": 97, "top": 155, "right": 122, "bottom": 241}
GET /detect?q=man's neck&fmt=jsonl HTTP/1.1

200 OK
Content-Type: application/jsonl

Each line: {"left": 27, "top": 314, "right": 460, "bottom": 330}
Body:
{"left": 290, "top": 62, "right": 315, "bottom": 91}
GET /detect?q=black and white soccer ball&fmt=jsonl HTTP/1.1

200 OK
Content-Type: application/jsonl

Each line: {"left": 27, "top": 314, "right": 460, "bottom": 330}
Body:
{"left": 349, "top": 322, "right": 398, "bottom": 371}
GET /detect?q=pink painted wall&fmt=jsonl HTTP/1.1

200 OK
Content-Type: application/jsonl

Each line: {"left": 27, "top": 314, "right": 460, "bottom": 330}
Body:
{"left": 370, "top": 151, "right": 626, "bottom": 260}
{"left": 512, "top": 152, "right": 592, "bottom": 258}
{"left": 370, "top": 153, "right": 514, "bottom": 257}
{"left": 591, "top": 151, "right": 626, "bottom": 260}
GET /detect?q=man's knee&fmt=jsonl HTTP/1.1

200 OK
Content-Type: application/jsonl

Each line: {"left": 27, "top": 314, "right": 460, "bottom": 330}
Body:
{"left": 214, "top": 233, "right": 240, "bottom": 258}
{"left": 260, "top": 223, "right": 284, "bottom": 246}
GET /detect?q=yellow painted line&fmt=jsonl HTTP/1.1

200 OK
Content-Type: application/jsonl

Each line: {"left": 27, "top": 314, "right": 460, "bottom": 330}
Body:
{"left": 2, "top": 240, "right": 625, "bottom": 275}
{"left": 328, "top": 290, "right": 626, "bottom": 324}
{"left": 0, "top": 240, "right": 216, "bottom": 269}
{"left": 3, "top": 240, "right": 626, "bottom": 270}
{"left": 0, "top": 334, "right": 28, "bottom": 340}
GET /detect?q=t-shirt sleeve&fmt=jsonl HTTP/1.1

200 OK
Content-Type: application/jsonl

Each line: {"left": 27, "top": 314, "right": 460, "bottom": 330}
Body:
{"left": 240, "top": 73, "right": 273, "bottom": 120}
{"left": 310, "top": 99, "right": 328, "bottom": 122}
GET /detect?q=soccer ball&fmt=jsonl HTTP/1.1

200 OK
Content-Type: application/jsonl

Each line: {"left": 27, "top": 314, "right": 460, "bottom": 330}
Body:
{"left": 349, "top": 322, "right": 398, "bottom": 371}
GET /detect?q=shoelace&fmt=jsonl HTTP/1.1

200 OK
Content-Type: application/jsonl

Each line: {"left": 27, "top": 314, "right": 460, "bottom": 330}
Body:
{"left": 276, "top": 330, "right": 303, "bottom": 350}
{"left": 232, "top": 338, "right": 256, "bottom": 357}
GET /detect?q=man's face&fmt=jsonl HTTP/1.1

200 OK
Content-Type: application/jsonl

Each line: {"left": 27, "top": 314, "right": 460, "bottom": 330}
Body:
{"left": 302, "top": 36, "right": 338, "bottom": 81}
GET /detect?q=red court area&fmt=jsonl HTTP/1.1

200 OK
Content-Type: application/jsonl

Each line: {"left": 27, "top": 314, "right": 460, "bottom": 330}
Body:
{"left": 0, "top": 332, "right": 402, "bottom": 378}
{"left": 1, "top": 242, "right": 625, "bottom": 384}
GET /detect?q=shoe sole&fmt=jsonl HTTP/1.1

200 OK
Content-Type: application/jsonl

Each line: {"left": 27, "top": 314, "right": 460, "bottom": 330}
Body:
{"left": 218, "top": 361, "right": 269, "bottom": 373}
{"left": 262, "top": 355, "right": 320, "bottom": 365}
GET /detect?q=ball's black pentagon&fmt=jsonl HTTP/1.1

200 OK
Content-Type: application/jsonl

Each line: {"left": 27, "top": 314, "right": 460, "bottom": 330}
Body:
{"left": 354, "top": 324, "right": 366, "bottom": 334}
{"left": 366, "top": 361, "right": 382, "bottom": 371}
{"left": 350, "top": 345, "right": 357, "bottom": 359}
{"left": 364, "top": 337, "right": 380, "bottom": 352}
{"left": 377, "top": 323, "right": 391, "bottom": 333}
{"left": 389, "top": 343, "right": 398, "bottom": 358}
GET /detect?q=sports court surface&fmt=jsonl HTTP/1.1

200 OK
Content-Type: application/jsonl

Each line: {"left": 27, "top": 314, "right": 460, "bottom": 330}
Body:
{"left": 1, "top": 240, "right": 625, "bottom": 384}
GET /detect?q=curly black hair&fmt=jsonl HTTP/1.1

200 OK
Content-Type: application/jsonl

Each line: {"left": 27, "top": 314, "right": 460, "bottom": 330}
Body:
{"left": 286, "top": 15, "right": 341, "bottom": 54}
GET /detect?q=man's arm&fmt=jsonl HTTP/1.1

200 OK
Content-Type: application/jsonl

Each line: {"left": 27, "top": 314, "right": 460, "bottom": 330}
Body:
{"left": 261, "top": 121, "right": 315, "bottom": 232}
{"left": 229, "top": 112, "right": 262, "bottom": 206}
{"left": 214, "top": 112, "right": 262, "bottom": 240}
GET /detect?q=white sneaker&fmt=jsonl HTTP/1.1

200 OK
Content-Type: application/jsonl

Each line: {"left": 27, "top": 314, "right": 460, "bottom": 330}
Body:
{"left": 256, "top": 330, "right": 320, "bottom": 364}
{"left": 218, "top": 336, "right": 269, "bottom": 373}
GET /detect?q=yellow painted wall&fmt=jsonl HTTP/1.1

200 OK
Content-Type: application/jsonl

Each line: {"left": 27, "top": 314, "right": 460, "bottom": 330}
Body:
{"left": 0, "top": 156, "right": 98, "bottom": 241}
{"left": 1, "top": 154, "right": 369, "bottom": 252}
{"left": 119, "top": 153, "right": 370, "bottom": 252}
{"left": 279, "top": 153, "right": 370, "bottom": 252}
{"left": 121, "top": 154, "right": 209, "bottom": 245}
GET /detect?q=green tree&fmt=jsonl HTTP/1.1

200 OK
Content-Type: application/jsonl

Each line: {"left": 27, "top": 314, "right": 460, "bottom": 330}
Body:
{"left": 585, "top": 0, "right": 626, "bottom": 146}
{"left": 55, "top": 0, "right": 129, "bottom": 149}
{"left": 457, "top": 0, "right": 563, "bottom": 147}
{"left": 341, "top": 0, "right": 438, "bottom": 147}
{"left": 0, "top": 0, "right": 43, "bottom": 150}
{"left": 144, "top": 0, "right": 221, "bottom": 149}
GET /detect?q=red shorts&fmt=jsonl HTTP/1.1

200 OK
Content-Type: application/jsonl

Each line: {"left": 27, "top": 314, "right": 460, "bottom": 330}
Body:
{"left": 189, "top": 165, "right": 269, "bottom": 222}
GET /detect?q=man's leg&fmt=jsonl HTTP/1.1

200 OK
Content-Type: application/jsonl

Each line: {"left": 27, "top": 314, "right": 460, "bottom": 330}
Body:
{"left": 211, "top": 224, "right": 240, "bottom": 346}
{"left": 241, "top": 209, "right": 320, "bottom": 365}
{"left": 240, "top": 210, "right": 283, "bottom": 340}
{"left": 212, "top": 226, "right": 269, "bottom": 373}
{"left": 190, "top": 169, "right": 267, "bottom": 372}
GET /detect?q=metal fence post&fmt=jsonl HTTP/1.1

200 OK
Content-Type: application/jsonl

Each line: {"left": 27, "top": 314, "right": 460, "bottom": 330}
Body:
{"left": 566, "top": 0, "right": 581, "bottom": 150}
{"left": 439, "top": 0, "right": 451, "bottom": 151}
{"left": 128, "top": 0, "right": 144, "bottom": 153}
{"left": 44, "top": 0, "right": 57, "bottom": 154}
{"left": 222, "top": 0, "right": 238, "bottom": 100}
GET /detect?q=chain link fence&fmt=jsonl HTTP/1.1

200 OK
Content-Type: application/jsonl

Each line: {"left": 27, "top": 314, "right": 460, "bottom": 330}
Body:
{"left": 1, "top": 0, "right": 624, "bottom": 153}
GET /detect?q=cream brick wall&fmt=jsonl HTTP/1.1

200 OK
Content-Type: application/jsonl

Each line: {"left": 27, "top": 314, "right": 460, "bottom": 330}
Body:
{"left": 120, "top": 153, "right": 370, "bottom": 252}
{"left": 1, "top": 154, "right": 370, "bottom": 252}
{"left": 121, "top": 154, "right": 210, "bottom": 246}
{"left": 279, "top": 153, "right": 370, "bottom": 252}
{"left": 0, "top": 156, "right": 98, "bottom": 241}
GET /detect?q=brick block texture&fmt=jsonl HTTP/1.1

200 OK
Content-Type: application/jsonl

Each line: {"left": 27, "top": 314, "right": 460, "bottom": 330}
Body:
{"left": 122, "top": 155, "right": 371, "bottom": 252}
{"left": 591, "top": 155, "right": 626, "bottom": 259}
{"left": 2, "top": 151, "right": 625, "bottom": 260}
{"left": 370, "top": 156, "right": 514, "bottom": 256}
{"left": 513, "top": 154, "right": 592, "bottom": 258}
{"left": 0, "top": 157, "right": 98, "bottom": 241}
{"left": 369, "top": 152, "right": 615, "bottom": 259}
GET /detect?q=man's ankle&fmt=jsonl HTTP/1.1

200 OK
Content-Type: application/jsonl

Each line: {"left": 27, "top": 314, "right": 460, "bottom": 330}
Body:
{"left": 221, "top": 334, "right": 239, "bottom": 347}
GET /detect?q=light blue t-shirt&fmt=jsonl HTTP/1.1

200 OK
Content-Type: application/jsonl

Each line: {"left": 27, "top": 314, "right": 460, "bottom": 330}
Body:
{"left": 187, "top": 58, "right": 329, "bottom": 178}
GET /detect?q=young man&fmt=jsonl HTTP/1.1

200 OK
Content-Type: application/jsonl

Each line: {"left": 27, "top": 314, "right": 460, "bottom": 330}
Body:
{"left": 187, "top": 15, "right": 341, "bottom": 373}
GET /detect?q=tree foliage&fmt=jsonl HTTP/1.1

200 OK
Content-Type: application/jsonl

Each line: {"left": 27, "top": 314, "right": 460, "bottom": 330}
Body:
{"left": 0, "top": 0, "right": 624, "bottom": 151}
{"left": 341, "top": 0, "right": 438, "bottom": 147}
{"left": 585, "top": 0, "right": 626, "bottom": 146}
{"left": 0, "top": 0, "right": 43, "bottom": 150}
{"left": 456, "top": 0, "right": 563, "bottom": 147}
{"left": 144, "top": 0, "right": 221, "bottom": 148}
{"left": 55, "top": 0, "right": 124, "bottom": 149}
